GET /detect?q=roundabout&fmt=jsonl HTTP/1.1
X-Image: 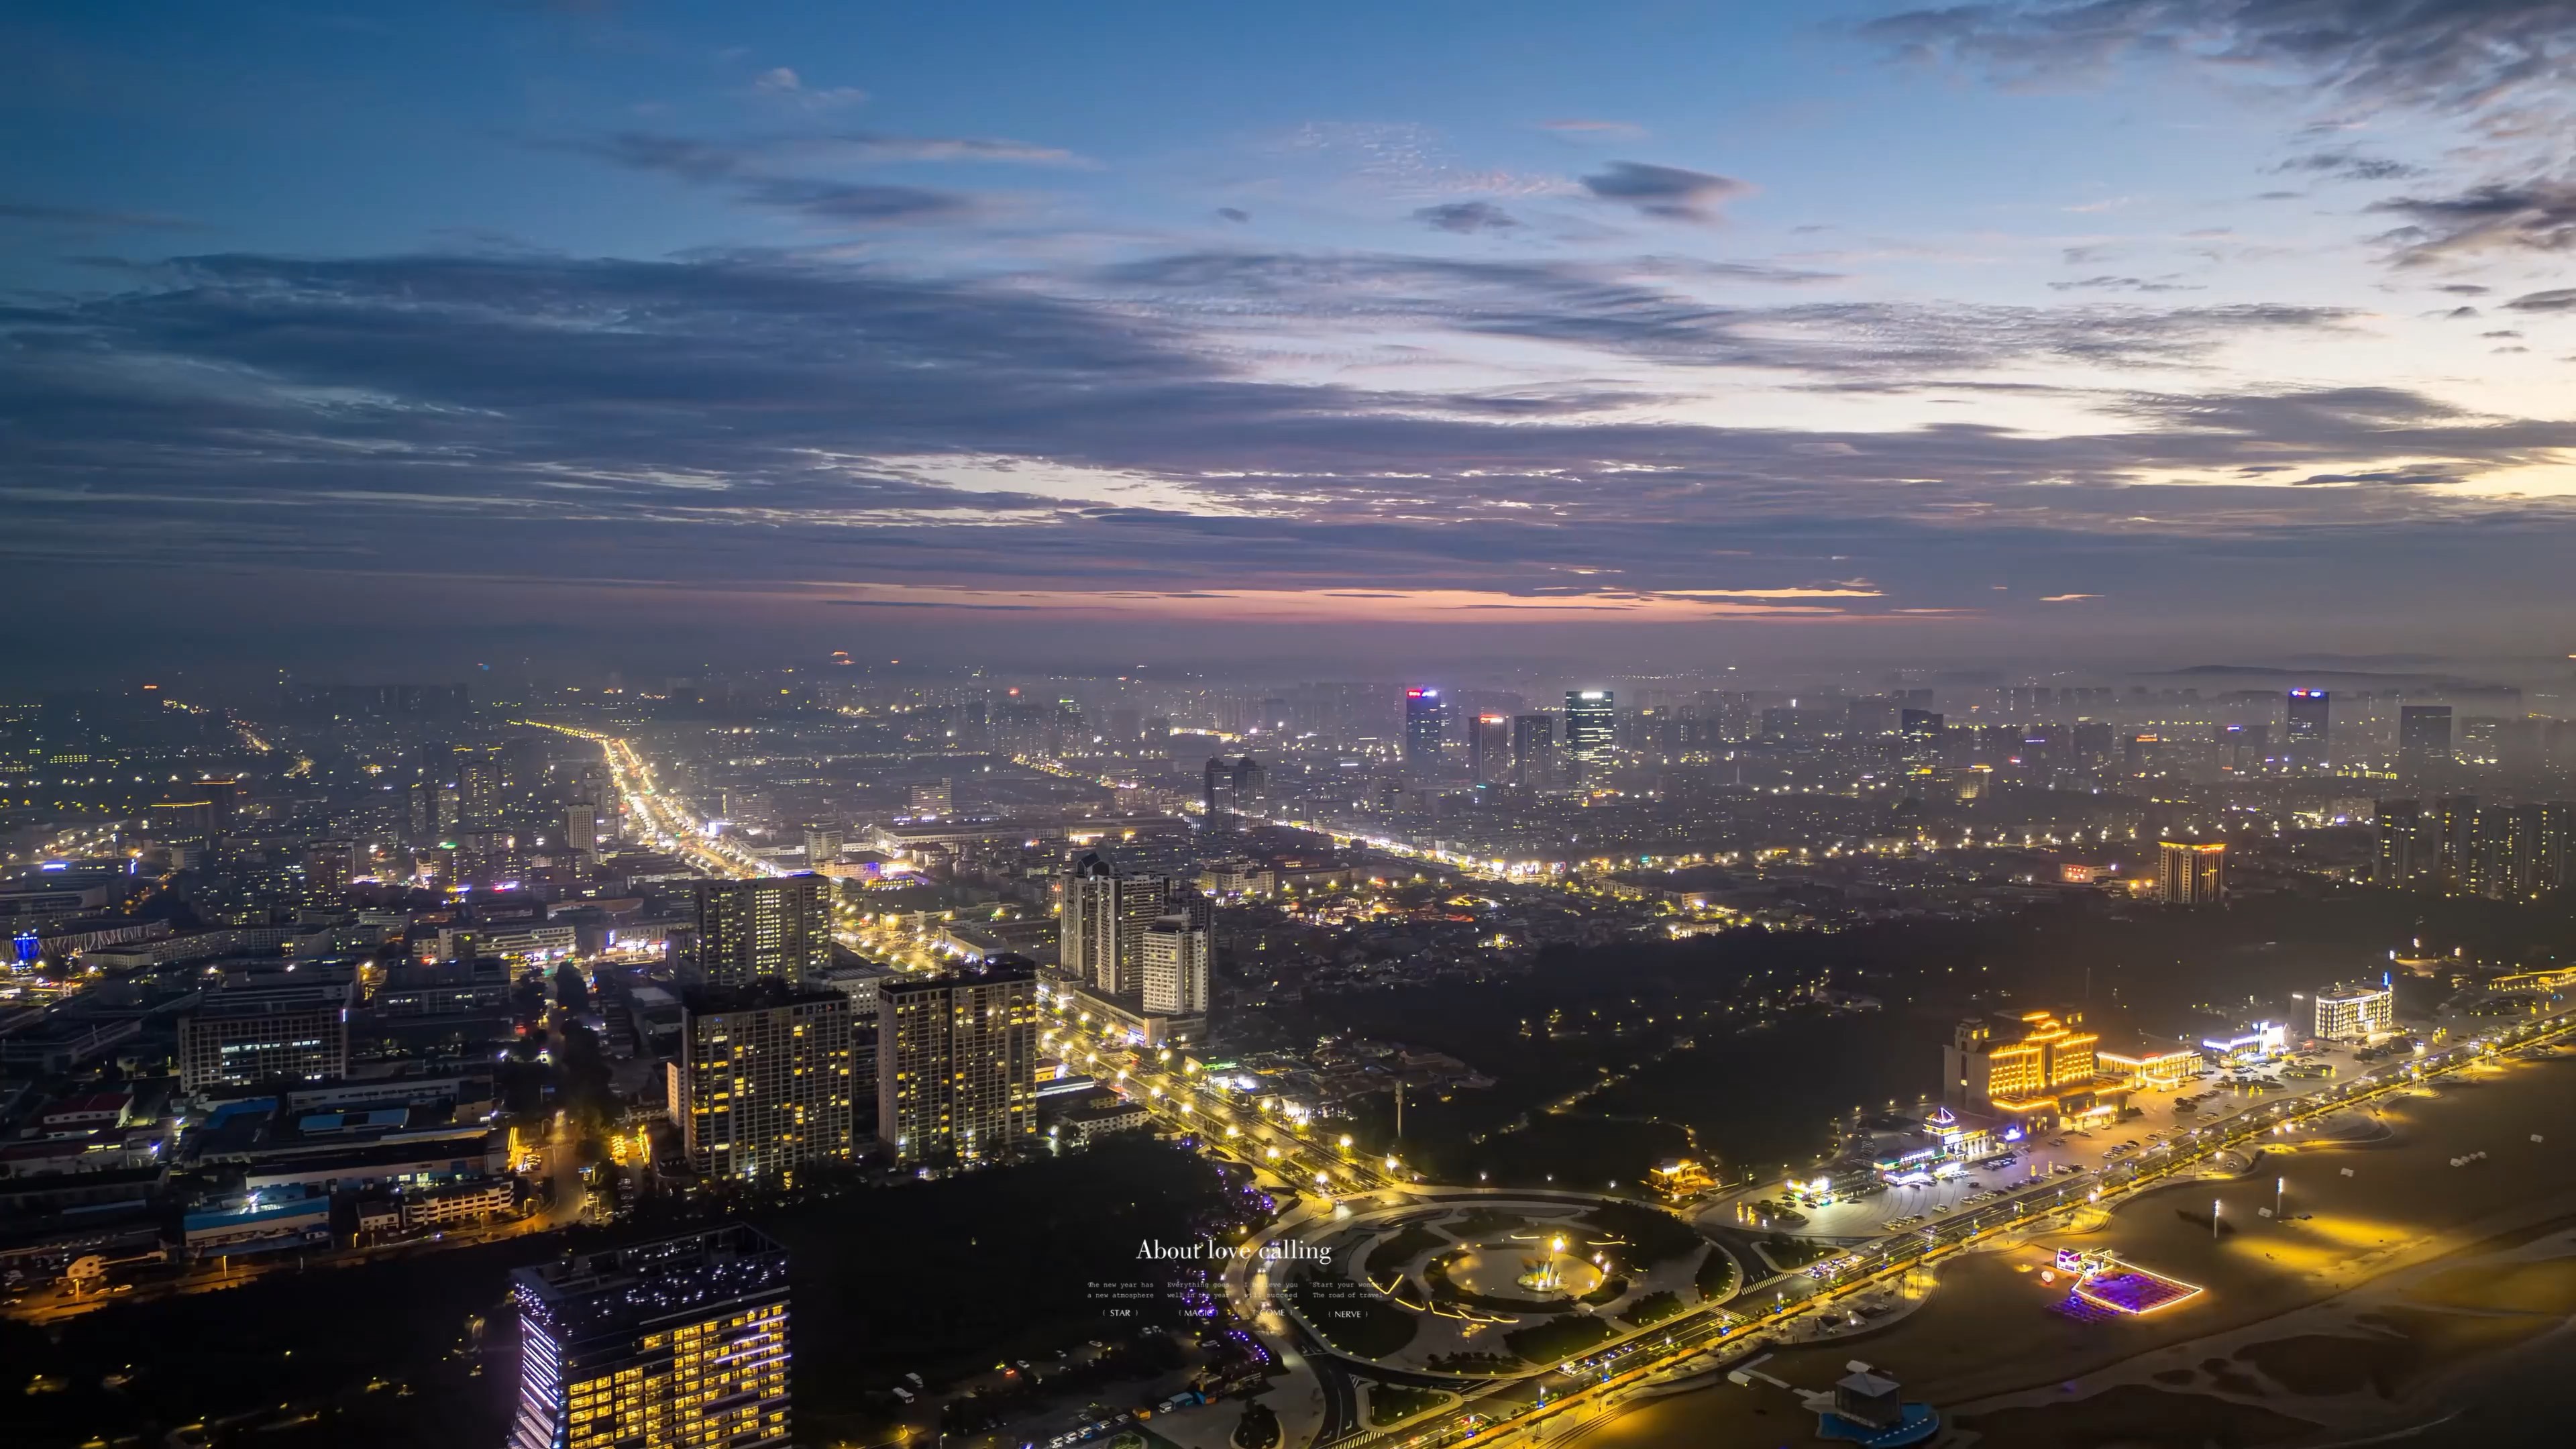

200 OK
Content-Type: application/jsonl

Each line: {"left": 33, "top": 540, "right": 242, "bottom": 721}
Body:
{"left": 1256, "top": 1191, "right": 1741, "bottom": 1377}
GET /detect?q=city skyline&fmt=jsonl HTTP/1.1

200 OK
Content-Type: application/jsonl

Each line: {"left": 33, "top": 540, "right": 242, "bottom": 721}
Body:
{"left": 7, "top": 3, "right": 2576, "bottom": 673}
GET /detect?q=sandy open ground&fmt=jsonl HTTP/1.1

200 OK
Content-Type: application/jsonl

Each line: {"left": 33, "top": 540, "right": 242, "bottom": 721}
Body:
{"left": 1581, "top": 1054, "right": 2576, "bottom": 1449}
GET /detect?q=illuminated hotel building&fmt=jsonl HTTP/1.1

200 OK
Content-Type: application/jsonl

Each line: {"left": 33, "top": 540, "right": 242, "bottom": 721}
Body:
{"left": 2314, "top": 981, "right": 2396, "bottom": 1042}
{"left": 2156, "top": 841, "right": 2226, "bottom": 905}
{"left": 508, "top": 1224, "right": 791, "bottom": 1449}
{"left": 879, "top": 961, "right": 1037, "bottom": 1167}
{"left": 1944, "top": 1010, "right": 2118, "bottom": 1126}
{"left": 675, "top": 981, "right": 856, "bottom": 1186}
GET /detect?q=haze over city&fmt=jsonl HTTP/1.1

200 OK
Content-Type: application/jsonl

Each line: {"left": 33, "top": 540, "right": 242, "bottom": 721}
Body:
{"left": 9, "top": 6, "right": 2576, "bottom": 1449}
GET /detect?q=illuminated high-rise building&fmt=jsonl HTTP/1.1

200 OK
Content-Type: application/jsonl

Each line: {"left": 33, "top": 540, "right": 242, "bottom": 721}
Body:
{"left": 1510, "top": 713, "right": 1554, "bottom": 786}
{"left": 2373, "top": 800, "right": 2434, "bottom": 888}
{"left": 2284, "top": 688, "right": 2329, "bottom": 767}
{"left": 675, "top": 981, "right": 855, "bottom": 1186}
{"left": 2156, "top": 840, "right": 2226, "bottom": 905}
{"left": 1466, "top": 714, "right": 1511, "bottom": 783}
{"left": 1203, "top": 755, "right": 1265, "bottom": 817}
{"left": 1402, "top": 688, "right": 1445, "bottom": 767}
{"left": 691, "top": 874, "right": 831, "bottom": 987}
{"left": 561, "top": 802, "right": 597, "bottom": 861}
{"left": 1140, "top": 904, "right": 1212, "bottom": 1016}
{"left": 1563, "top": 690, "right": 1615, "bottom": 776}
{"left": 507, "top": 1224, "right": 792, "bottom": 1449}
{"left": 1059, "top": 852, "right": 1173, "bottom": 996}
{"left": 878, "top": 961, "right": 1037, "bottom": 1167}
{"left": 452, "top": 742, "right": 506, "bottom": 824}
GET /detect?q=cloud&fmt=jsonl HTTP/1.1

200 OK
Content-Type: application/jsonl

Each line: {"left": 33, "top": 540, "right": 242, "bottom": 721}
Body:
{"left": 2370, "top": 178, "right": 2576, "bottom": 265}
{"left": 736, "top": 176, "right": 979, "bottom": 223}
{"left": 2506, "top": 288, "right": 2576, "bottom": 312}
{"left": 580, "top": 130, "right": 985, "bottom": 225}
{"left": 1215, "top": 207, "right": 1251, "bottom": 223}
{"left": 1413, "top": 201, "right": 1521, "bottom": 233}
{"left": 2039, "top": 593, "right": 2100, "bottom": 601}
{"left": 2049, "top": 275, "right": 2203, "bottom": 293}
{"left": 1093, "top": 250, "right": 2347, "bottom": 374}
{"left": 1860, "top": 0, "right": 2576, "bottom": 117}
{"left": 0, "top": 201, "right": 202, "bottom": 230}
{"left": 7, "top": 250, "right": 2573, "bottom": 653}
{"left": 1579, "top": 162, "right": 1752, "bottom": 222}
{"left": 2272, "top": 149, "right": 2424, "bottom": 182}
{"left": 1539, "top": 118, "right": 1648, "bottom": 138}
{"left": 750, "top": 66, "right": 867, "bottom": 109}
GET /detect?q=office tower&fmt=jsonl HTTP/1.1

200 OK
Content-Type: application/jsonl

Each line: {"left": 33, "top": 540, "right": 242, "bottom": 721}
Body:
{"left": 2284, "top": 688, "right": 2329, "bottom": 767}
{"left": 1403, "top": 688, "right": 1445, "bottom": 768}
{"left": 2313, "top": 983, "right": 2395, "bottom": 1043}
{"left": 877, "top": 962, "right": 1037, "bottom": 1167}
{"left": 562, "top": 802, "right": 597, "bottom": 861}
{"left": 2156, "top": 840, "right": 2226, "bottom": 905}
{"left": 1510, "top": 714, "right": 1554, "bottom": 786}
{"left": 1059, "top": 852, "right": 1171, "bottom": 996}
{"left": 508, "top": 1225, "right": 792, "bottom": 1449}
{"left": 453, "top": 743, "right": 505, "bottom": 823}
{"left": 1203, "top": 755, "right": 1265, "bottom": 817}
{"left": 908, "top": 780, "right": 952, "bottom": 816}
{"left": 2217, "top": 722, "right": 2269, "bottom": 773}
{"left": 1898, "top": 709, "right": 1943, "bottom": 756}
{"left": 691, "top": 875, "right": 832, "bottom": 987}
{"left": 1140, "top": 906, "right": 1212, "bottom": 1016}
{"left": 675, "top": 981, "right": 855, "bottom": 1185}
{"left": 800, "top": 821, "right": 843, "bottom": 864}
{"left": 1847, "top": 696, "right": 1898, "bottom": 737}
{"left": 2374, "top": 800, "right": 2434, "bottom": 888}
{"left": 178, "top": 998, "right": 351, "bottom": 1092}
{"left": 1564, "top": 689, "right": 1615, "bottom": 773}
{"left": 1467, "top": 714, "right": 1511, "bottom": 784}
{"left": 2398, "top": 705, "right": 2453, "bottom": 777}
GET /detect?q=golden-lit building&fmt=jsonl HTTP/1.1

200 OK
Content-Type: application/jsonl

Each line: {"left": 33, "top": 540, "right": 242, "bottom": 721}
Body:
{"left": 2157, "top": 841, "right": 2227, "bottom": 905}
{"left": 879, "top": 961, "right": 1038, "bottom": 1167}
{"left": 1648, "top": 1157, "right": 1713, "bottom": 1200}
{"left": 509, "top": 1225, "right": 791, "bottom": 1449}
{"left": 2096, "top": 1034, "right": 2206, "bottom": 1090}
{"left": 674, "top": 981, "right": 855, "bottom": 1187}
{"left": 1945, "top": 1009, "right": 2123, "bottom": 1126}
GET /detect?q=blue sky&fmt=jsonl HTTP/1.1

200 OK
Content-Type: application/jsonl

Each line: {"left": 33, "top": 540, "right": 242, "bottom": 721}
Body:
{"left": 4, "top": 1, "right": 2574, "bottom": 674}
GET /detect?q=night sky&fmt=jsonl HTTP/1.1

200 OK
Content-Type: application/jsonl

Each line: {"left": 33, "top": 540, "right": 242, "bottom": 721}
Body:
{"left": 5, "top": 3, "right": 2574, "bottom": 676}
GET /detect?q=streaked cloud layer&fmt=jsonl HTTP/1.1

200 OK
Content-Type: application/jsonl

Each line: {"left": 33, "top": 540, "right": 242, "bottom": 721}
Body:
{"left": 2, "top": 1, "right": 2573, "bottom": 665}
